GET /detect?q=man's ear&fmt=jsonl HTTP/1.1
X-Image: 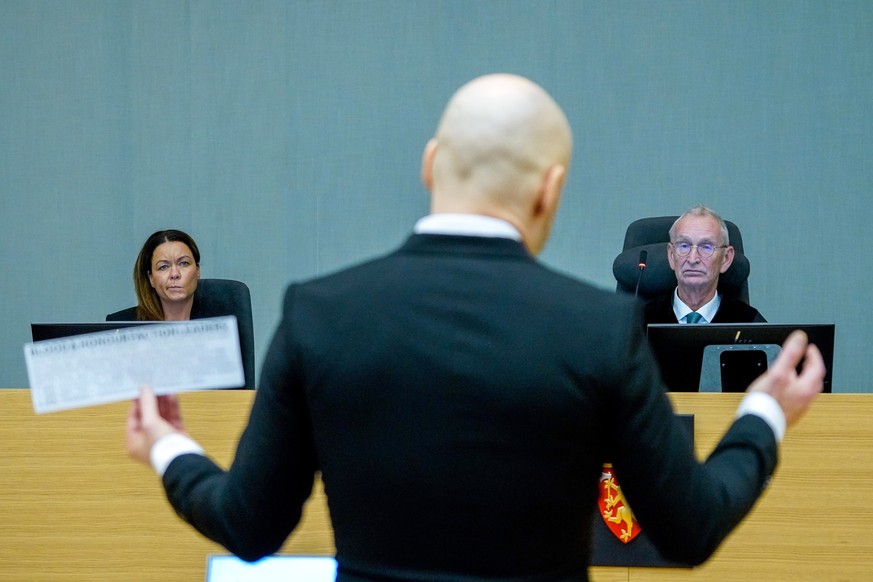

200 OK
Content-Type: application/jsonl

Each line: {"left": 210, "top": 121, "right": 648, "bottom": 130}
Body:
{"left": 524, "top": 164, "right": 566, "bottom": 256}
{"left": 720, "top": 245, "right": 736, "bottom": 273}
{"left": 421, "top": 138, "right": 437, "bottom": 192}
{"left": 536, "top": 163, "right": 566, "bottom": 219}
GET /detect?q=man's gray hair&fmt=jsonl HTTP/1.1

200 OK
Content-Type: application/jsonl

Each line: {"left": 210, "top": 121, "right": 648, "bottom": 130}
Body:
{"left": 669, "top": 205, "right": 730, "bottom": 245}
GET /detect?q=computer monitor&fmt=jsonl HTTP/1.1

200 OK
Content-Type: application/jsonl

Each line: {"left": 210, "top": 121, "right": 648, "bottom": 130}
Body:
{"left": 206, "top": 555, "right": 337, "bottom": 582}
{"left": 646, "top": 323, "right": 835, "bottom": 393}
{"left": 31, "top": 321, "right": 157, "bottom": 342}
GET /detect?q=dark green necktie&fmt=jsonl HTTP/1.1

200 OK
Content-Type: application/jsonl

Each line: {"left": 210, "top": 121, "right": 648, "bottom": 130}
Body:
{"left": 686, "top": 312, "right": 703, "bottom": 324}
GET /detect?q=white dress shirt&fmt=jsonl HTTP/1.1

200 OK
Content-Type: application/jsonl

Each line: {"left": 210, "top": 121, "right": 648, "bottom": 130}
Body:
{"left": 413, "top": 213, "right": 521, "bottom": 239}
{"left": 672, "top": 288, "right": 721, "bottom": 324}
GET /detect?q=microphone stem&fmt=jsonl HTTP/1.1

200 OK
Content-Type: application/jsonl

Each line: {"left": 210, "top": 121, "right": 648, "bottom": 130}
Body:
{"left": 634, "top": 265, "right": 645, "bottom": 298}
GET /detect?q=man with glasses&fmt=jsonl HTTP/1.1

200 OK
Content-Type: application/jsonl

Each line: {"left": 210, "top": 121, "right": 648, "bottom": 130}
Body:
{"left": 644, "top": 205, "right": 765, "bottom": 325}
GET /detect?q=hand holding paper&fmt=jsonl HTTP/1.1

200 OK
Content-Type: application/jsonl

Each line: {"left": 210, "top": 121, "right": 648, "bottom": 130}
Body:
{"left": 126, "top": 386, "right": 188, "bottom": 466}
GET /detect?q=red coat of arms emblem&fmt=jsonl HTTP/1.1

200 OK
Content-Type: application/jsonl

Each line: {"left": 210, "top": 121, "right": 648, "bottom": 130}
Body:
{"left": 598, "top": 463, "right": 641, "bottom": 544}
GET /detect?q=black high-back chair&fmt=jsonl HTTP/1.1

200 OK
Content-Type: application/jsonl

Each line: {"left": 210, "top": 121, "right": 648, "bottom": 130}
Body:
{"left": 612, "top": 216, "right": 751, "bottom": 303}
{"left": 106, "top": 278, "right": 256, "bottom": 390}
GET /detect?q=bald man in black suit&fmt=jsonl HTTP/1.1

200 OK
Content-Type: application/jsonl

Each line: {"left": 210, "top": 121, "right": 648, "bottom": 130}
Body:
{"left": 126, "top": 74, "right": 824, "bottom": 582}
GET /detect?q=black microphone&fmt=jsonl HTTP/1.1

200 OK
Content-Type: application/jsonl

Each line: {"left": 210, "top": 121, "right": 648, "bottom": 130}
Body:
{"left": 633, "top": 250, "right": 647, "bottom": 299}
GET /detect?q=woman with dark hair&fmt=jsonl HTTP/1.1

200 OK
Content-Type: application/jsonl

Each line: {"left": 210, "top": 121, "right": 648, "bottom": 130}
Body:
{"left": 107, "top": 229, "right": 256, "bottom": 390}
{"left": 129, "top": 229, "right": 201, "bottom": 321}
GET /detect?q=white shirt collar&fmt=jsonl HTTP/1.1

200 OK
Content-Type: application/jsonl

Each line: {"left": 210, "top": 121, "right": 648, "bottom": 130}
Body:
{"left": 672, "top": 288, "right": 721, "bottom": 324}
{"left": 413, "top": 214, "right": 522, "bottom": 241}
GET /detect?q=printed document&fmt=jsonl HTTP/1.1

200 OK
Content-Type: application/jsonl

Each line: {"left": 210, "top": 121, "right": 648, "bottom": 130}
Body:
{"left": 24, "top": 316, "right": 244, "bottom": 414}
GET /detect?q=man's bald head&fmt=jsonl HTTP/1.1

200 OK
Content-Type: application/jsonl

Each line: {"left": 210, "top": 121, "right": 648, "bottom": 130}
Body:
{"left": 422, "top": 74, "right": 573, "bottom": 253}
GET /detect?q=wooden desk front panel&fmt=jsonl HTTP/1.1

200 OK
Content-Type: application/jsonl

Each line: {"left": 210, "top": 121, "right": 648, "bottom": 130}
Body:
{"left": 0, "top": 389, "right": 331, "bottom": 582}
{"left": 629, "top": 393, "right": 873, "bottom": 582}
{"left": 1, "top": 390, "right": 871, "bottom": 581}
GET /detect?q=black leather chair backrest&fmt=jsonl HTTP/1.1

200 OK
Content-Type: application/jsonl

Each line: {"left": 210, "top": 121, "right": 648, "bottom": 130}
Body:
{"left": 106, "top": 278, "right": 256, "bottom": 390}
{"left": 612, "top": 216, "right": 750, "bottom": 303}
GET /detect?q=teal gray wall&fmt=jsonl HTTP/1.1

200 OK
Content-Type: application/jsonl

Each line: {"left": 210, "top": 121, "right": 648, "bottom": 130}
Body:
{"left": 2, "top": 1, "right": 870, "bottom": 391}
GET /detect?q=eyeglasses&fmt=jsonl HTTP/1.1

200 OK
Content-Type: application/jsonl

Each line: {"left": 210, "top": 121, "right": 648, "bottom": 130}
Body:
{"left": 670, "top": 242, "right": 727, "bottom": 258}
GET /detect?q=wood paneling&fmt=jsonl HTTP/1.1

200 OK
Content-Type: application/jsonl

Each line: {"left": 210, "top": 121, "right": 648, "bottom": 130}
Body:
{"left": 1, "top": 390, "right": 869, "bottom": 581}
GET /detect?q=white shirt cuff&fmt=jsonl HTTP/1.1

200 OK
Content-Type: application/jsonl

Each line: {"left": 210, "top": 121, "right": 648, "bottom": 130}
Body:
{"left": 150, "top": 433, "right": 205, "bottom": 477}
{"left": 737, "top": 391, "right": 786, "bottom": 443}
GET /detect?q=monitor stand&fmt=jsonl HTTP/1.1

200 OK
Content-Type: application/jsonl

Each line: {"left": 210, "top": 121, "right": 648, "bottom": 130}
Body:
{"left": 699, "top": 344, "right": 781, "bottom": 392}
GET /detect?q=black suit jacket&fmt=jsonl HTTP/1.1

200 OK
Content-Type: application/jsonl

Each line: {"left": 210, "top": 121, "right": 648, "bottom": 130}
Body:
{"left": 162, "top": 234, "right": 777, "bottom": 581}
{"left": 106, "top": 295, "right": 212, "bottom": 322}
{"left": 644, "top": 292, "right": 766, "bottom": 325}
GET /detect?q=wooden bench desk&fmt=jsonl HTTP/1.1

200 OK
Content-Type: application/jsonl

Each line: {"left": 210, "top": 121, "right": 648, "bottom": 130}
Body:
{"left": 1, "top": 389, "right": 870, "bottom": 581}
